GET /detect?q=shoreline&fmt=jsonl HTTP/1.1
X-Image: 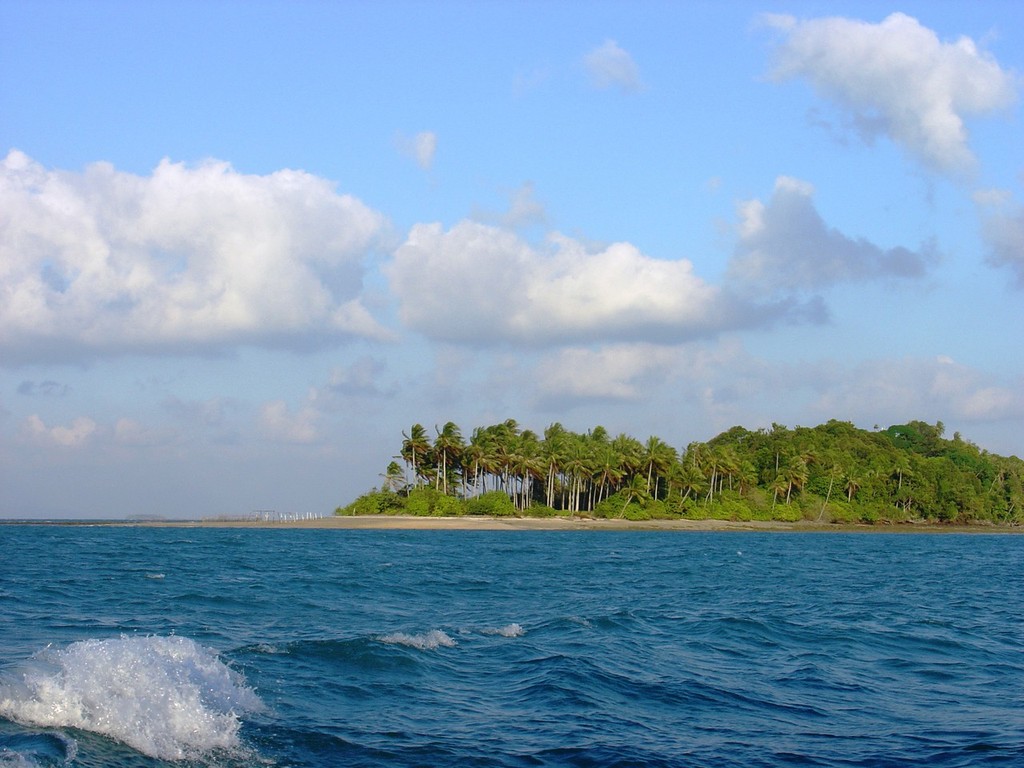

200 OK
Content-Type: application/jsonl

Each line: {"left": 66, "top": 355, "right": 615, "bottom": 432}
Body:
{"left": 90, "top": 515, "right": 1024, "bottom": 533}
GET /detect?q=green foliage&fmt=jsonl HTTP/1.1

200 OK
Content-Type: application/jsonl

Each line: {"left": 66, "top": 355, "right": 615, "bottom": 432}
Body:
{"left": 405, "top": 487, "right": 465, "bottom": 517}
{"left": 523, "top": 503, "right": 559, "bottom": 518}
{"left": 336, "top": 490, "right": 405, "bottom": 516}
{"left": 705, "top": 493, "right": 751, "bottom": 521}
{"left": 339, "top": 418, "right": 1024, "bottom": 526}
{"left": 466, "top": 491, "right": 517, "bottom": 517}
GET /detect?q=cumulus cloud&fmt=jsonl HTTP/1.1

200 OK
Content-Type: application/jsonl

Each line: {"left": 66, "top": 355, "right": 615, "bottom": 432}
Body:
{"left": 764, "top": 12, "right": 1018, "bottom": 176}
{"left": 583, "top": 39, "right": 645, "bottom": 93}
{"left": 729, "top": 176, "right": 934, "bottom": 292}
{"left": 811, "top": 355, "right": 1024, "bottom": 424}
{"left": 471, "top": 182, "right": 548, "bottom": 233}
{"left": 259, "top": 400, "right": 320, "bottom": 444}
{"left": 397, "top": 131, "right": 437, "bottom": 170}
{"left": 534, "top": 344, "right": 679, "bottom": 403}
{"left": 113, "top": 417, "right": 179, "bottom": 447}
{"left": 0, "top": 150, "right": 392, "bottom": 364}
{"left": 975, "top": 192, "right": 1024, "bottom": 287}
{"left": 22, "top": 414, "right": 97, "bottom": 447}
{"left": 386, "top": 221, "right": 773, "bottom": 345}
{"left": 499, "top": 182, "right": 548, "bottom": 229}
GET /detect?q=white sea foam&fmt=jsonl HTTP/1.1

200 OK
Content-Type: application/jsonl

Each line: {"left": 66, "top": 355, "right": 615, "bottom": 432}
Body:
{"left": 378, "top": 630, "right": 456, "bottom": 650}
{"left": 483, "top": 623, "right": 525, "bottom": 638}
{"left": 0, "top": 636, "right": 263, "bottom": 762}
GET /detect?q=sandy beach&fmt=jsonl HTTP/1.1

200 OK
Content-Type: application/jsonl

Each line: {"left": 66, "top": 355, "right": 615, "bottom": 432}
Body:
{"left": 126, "top": 515, "right": 1020, "bottom": 533}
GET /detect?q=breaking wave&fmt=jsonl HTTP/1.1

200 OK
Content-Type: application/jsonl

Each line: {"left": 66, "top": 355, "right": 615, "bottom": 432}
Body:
{"left": 377, "top": 630, "right": 456, "bottom": 650}
{"left": 0, "top": 636, "right": 262, "bottom": 762}
{"left": 483, "top": 623, "right": 525, "bottom": 638}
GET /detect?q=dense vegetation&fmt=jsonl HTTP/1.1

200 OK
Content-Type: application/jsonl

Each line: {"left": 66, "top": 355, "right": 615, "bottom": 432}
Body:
{"left": 336, "top": 419, "right": 1023, "bottom": 525}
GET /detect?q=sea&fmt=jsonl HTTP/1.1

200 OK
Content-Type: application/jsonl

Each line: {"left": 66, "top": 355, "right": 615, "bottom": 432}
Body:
{"left": 0, "top": 526, "right": 1021, "bottom": 768}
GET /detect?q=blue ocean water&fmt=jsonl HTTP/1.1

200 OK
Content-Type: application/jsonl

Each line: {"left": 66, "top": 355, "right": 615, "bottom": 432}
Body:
{"left": 0, "top": 527, "right": 1021, "bottom": 768}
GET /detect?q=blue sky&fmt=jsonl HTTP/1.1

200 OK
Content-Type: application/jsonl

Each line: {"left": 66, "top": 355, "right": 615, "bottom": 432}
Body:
{"left": 2, "top": 1, "right": 1022, "bottom": 519}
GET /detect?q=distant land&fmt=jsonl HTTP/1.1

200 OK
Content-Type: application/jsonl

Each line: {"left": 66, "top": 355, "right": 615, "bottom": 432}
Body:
{"left": 337, "top": 419, "right": 1023, "bottom": 527}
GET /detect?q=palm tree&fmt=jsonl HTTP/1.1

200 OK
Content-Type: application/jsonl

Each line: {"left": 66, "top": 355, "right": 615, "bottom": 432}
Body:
{"left": 672, "top": 460, "right": 706, "bottom": 503}
{"left": 845, "top": 472, "right": 862, "bottom": 503}
{"left": 681, "top": 441, "right": 723, "bottom": 504}
{"left": 594, "top": 443, "right": 625, "bottom": 505}
{"left": 380, "top": 460, "right": 407, "bottom": 493}
{"left": 818, "top": 462, "right": 842, "bottom": 521}
{"left": 464, "top": 427, "right": 491, "bottom": 496}
{"left": 618, "top": 474, "right": 652, "bottom": 517}
{"left": 640, "top": 436, "right": 676, "bottom": 498}
{"left": 401, "top": 424, "right": 431, "bottom": 488}
{"left": 489, "top": 420, "right": 520, "bottom": 492}
{"left": 736, "top": 459, "right": 757, "bottom": 496}
{"left": 541, "top": 423, "right": 569, "bottom": 509}
{"left": 510, "top": 434, "right": 544, "bottom": 511}
{"left": 892, "top": 455, "right": 912, "bottom": 492}
{"left": 563, "top": 436, "right": 594, "bottom": 517}
{"left": 433, "top": 422, "right": 464, "bottom": 495}
{"left": 783, "top": 457, "right": 809, "bottom": 504}
{"left": 716, "top": 445, "right": 740, "bottom": 494}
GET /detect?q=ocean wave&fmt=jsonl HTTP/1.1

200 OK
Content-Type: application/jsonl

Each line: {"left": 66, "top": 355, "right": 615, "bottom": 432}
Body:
{"left": 0, "top": 636, "right": 263, "bottom": 762}
{"left": 482, "top": 623, "right": 525, "bottom": 638}
{"left": 0, "top": 730, "right": 77, "bottom": 768}
{"left": 378, "top": 630, "right": 456, "bottom": 650}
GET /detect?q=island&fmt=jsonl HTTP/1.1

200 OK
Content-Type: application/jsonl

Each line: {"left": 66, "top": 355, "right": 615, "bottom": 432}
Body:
{"left": 337, "top": 419, "right": 1023, "bottom": 528}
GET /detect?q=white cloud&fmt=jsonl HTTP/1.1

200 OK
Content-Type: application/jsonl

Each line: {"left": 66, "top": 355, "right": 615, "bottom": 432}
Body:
{"left": 976, "top": 194, "right": 1024, "bottom": 287}
{"left": 729, "top": 176, "right": 933, "bottom": 291}
{"left": 414, "top": 132, "right": 437, "bottom": 170}
{"left": 811, "top": 356, "right": 1024, "bottom": 424}
{"left": 386, "top": 221, "right": 752, "bottom": 345}
{"left": 0, "top": 150, "right": 392, "bottom": 364}
{"left": 471, "top": 182, "right": 548, "bottom": 231}
{"left": 502, "top": 182, "right": 547, "bottom": 229}
{"left": 972, "top": 188, "right": 1013, "bottom": 207}
{"left": 113, "top": 417, "right": 179, "bottom": 447}
{"left": 583, "top": 39, "right": 645, "bottom": 93}
{"left": 259, "top": 400, "right": 320, "bottom": 444}
{"left": 765, "top": 12, "right": 1018, "bottom": 176}
{"left": 23, "top": 414, "right": 97, "bottom": 447}
{"left": 396, "top": 131, "right": 437, "bottom": 170}
{"left": 534, "top": 344, "right": 679, "bottom": 402}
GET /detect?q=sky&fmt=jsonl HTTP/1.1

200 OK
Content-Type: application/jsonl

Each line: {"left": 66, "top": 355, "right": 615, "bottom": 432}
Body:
{"left": 1, "top": 1, "right": 1022, "bottom": 519}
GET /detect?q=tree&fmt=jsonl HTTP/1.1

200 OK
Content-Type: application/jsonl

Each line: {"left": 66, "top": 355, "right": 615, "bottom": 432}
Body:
{"left": 541, "top": 423, "right": 569, "bottom": 509}
{"left": 401, "top": 424, "right": 431, "bottom": 488}
{"left": 464, "top": 427, "right": 492, "bottom": 496}
{"left": 361, "top": 418, "right": 1024, "bottom": 525}
{"left": 433, "top": 422, "right": 464, "bottom": 496}
{"left": 641, "top": 436, "right": 677, "bottom": 498}
{"left": 782, "top": 457, "right": 809, "bottom": 504}
{"left": 672, "top": 460, "right": 706, "bottom": 504}
{"left": 510, "top": 430, "right": 543, "bottom": 511}
{"left": 380, "top": 460, "right": 407, "bottom": 493}
{"left": 594, "top": 443, "right": 625, "bottom": 505}
{"left": 845, "top": 473, "right": 862, "bottom": 503}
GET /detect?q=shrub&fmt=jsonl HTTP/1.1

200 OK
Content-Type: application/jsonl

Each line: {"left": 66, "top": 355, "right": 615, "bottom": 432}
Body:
{"left": 405, "top": 487, "right": 467, "bottom": 516}
{"left": 524, "top": 503, "right": 559, "bottom": 518}
{"left": 593, "top": 491, "right": 643, "bottom": 520}
{"left": 336, "top": 490, "right": 405, "bottom": 516}
{"left": 466, "top": 491, "right": 517, "bottom": 517}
